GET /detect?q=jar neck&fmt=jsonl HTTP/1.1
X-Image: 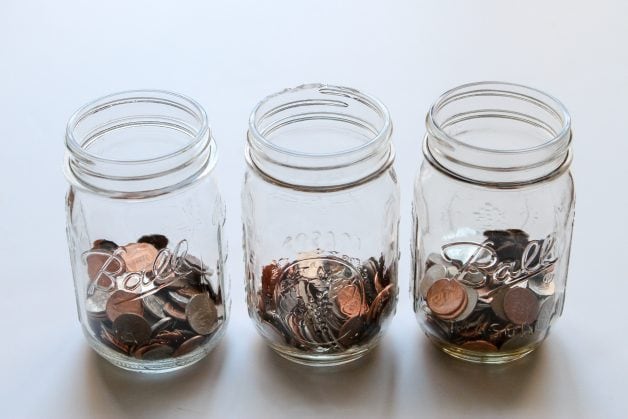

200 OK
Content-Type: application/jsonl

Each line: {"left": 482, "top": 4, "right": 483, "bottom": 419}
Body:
{"left": 246, "top": 84, "right": 393, "bottom": 191}
{"left": 424, "top": 82, "right": 572, "bottom": 187}
{"left": 64, "top": 90, "right": 216, "bottom": 199}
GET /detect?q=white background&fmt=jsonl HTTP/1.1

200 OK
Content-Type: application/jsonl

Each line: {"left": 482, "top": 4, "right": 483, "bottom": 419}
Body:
{"left": 1, "top": 1, "right": 627, "bottom": 418}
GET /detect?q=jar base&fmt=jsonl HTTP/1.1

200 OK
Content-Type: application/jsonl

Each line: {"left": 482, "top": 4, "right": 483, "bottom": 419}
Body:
{"left": 428, "top": 336, "right": 541, "bottom": 364}
{"left": 270, "top": 345, "right": 372, "bottom": 367}
{"left": 84, "top": 324, "right": 226, "bottom": 373}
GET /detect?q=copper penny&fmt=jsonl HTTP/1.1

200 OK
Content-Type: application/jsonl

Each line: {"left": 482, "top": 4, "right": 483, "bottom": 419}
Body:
{"left": 336, "top": 284, "right": 364, "bottom": 317}
{"left": 87, "top": 251, "right": 125, "bottom": 285}
{"left": 426, "top": 278, "right": 467, "bottom": 318}
{"left": 338, "top": 315, "right": 366, "bottom": 348}
{"left": 137, "top": 234, "right": 169, "bottom": 250}
{"left": 163, "top": 301, "right": 187, "bottom": 322}
{"left": 186, "top": 293, "right": 218, "bottom": 335}
{"left": 261, "top": 262, "right": 281, "bottom": 310}
{"left": 122, "top": 243, "right": 158, "bottom": 272}
{"left": 173, "top": 335, "right": 206, "bottom": 357}
{"left": 138, "top": 344, "right": 174, "bottom": 360}
{"left": 367, "top": 284, "right": 394, "bottom": 323}
{"left": 461, "top": 340, "right": 498, "bottom": 352}
{"left": 105, "top": 290, "right": 143, "bottom": 322}
{"left": 503, "top": 287, "right": 540, "bottom": 325}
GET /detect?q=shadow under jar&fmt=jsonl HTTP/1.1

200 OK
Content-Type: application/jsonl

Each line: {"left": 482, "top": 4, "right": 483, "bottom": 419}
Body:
{"left": 243, "top": 84, "right": 400, "bottom": 366}
{"left": 64, "top": 90, "right": 228, "bottom": 373}
{"left": 412, "top": 82, "right": 575, "bottom": 364}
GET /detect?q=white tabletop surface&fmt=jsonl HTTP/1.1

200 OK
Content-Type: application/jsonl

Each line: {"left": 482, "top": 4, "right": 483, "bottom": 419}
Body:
{"left": 1, "top": 1, "right": 627, "bottom": 418}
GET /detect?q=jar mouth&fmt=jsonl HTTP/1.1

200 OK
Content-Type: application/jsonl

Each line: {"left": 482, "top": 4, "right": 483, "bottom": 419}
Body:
{"left": 65, "top": 90, "right": 216, "bottom": 198}
{"left": 248, "top": 84, "right": 392, "bottom": 160}
{"left": 427, "top": 81, "right": 571, "bottom": 155}
{"left": 424, "top": 82, "right": 572, "bottom": 186}
{"left": 66, "top": 90, "right": 209, "bottom": 164}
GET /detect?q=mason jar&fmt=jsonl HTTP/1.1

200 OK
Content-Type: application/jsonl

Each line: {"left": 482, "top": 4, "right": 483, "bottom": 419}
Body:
{"left": 412, "top": 82, "right": 575, "bottom": 363}
{"left": 242, "top": 84, "right": 400, "bottom": 366}
{"left": 64, "top": 90, "right": 228, "bottom": 372}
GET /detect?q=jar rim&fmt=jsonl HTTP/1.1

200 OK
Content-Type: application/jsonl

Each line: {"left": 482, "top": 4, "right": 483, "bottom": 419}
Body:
{"left": 427, "top": 81, "right": 571, "bottom": 156}
{"left": 247, "top": 83, "right": 392, "bottom": 159}
{"left": 65, "top": 89, "right": 210, "bottom": 164}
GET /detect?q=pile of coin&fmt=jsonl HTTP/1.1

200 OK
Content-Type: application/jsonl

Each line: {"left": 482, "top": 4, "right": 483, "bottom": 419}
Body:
{"left": 83, "top": 235, "right": 224, "bottom": 361}
{"left": 419, "top": 229, "right": 558, "bottom": 352}
{"left": 255, "top": 253, "right": 397, "bottom": 353}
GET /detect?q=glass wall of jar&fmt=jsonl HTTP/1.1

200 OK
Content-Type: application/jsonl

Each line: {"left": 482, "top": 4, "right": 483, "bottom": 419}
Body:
{"left": 64, "top": 90, "right": 228, "bottom": 372}
{"left": 412, "top": 82, "right": 575, "bottom": 363}
{"left": 243, "top": 84, "right": 400, "bottom": 366}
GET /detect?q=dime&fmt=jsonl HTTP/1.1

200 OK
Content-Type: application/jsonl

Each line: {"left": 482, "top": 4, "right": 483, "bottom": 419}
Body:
{"left": 528, "top": 274, "right": 556, "bottom": 297}
{"left": 113, "top": 313, "right": 151, "bottom": 345}
{"left": 105, "top": 290, "right": 143, "bottom": 322}
{"left": 86, "top": 288, "right": 110, "bottom": 318}
{"left": 186, "top": 293, "right": 218, "bottom": 335}
{"left": 503, "top": 287, "right": 540, "bottom": 325}
{"left": 426, "top": 279, "right": 467, "bottom": 319}
{"left": 420, "top": 265, "right": 448, "bottom": 297}
{"left": 142, "top": 293, "right": 167, "bottom": 319}
{"left": 137, "top": 234, "right": 169, "bottom": 250}
{"left": 338, "top": 315, "right": 367, "bottom": 349}
{"left": 454, "top": 285, "right": 478, "bottom": 322}
{"left": 461, "top": 340, "right": 498, "bottom": 352}
{"left": 173, "top": 335, "right": 206, "bottom": 357}
{"left": 168, "top": 290, "right": 190, "bottom": 307}
{"left": 163, "top": 302, "right": 187, "bottom": 322}
{"left": 121, "top": 243, "right": 158, "bottom": 272}
{"left": 336, "top": 284, "right": 364, "bottom": 318}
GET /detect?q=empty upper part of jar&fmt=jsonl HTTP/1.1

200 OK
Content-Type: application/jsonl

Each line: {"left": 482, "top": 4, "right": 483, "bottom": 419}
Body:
{"left": 65, "top": 90, "right": 216, "bottom": 198}
{"left": 425, "top": 82, "right": 572, "bottom": 187}
{"left": 246, "top": 84, "right": 393, "bottom": 190}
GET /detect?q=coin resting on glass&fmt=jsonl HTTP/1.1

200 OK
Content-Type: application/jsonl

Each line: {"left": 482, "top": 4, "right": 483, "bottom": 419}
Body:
{"left": 418, "top": 229, "right": 559, "bottom": 355}
{"left": 254, "top": 253, "right": 396, "bottom": 354}
{"left": 84, "top": 235, "right": 225, "bottom": 362}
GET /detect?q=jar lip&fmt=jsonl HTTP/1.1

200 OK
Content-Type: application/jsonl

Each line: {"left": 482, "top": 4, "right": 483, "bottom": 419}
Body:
{"left": 426, "top": 81, "right": 572, "bottom": 155}
{"left": 65, "top": 89, "right": 210, "bottom": 165}
{"left": 247, "top": 83, "right": 392, "bottom": 159}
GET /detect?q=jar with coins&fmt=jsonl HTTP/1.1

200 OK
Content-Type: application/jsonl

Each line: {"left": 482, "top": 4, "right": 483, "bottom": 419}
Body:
{"left": 64, "top": 90, "right": 228, "bottom": 372}
{"left": 243, "top": 84, "right": 400, "bottom": 366}
{"left": 412, "top": 82, "right": 575, "bottom": 363}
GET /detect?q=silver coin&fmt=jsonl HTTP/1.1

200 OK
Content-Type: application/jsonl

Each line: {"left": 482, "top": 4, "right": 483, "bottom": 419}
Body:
{"left": 86, "top": 289, "right": 109, "bottom": 318}
{"left": 143, "top": 294, "right": 167, "bottom": 319}
{"left": 528, "top": 275, "right": 556, "bottom": 297}
{"left": 420, "top": 265, "right": 447, "bottom": 297}
{"left": 455, "top": 286, "right": 478, "bottom": 322}
{"left": 151, "top": 316, "right": 173, "bottom": 334}
{"left": 113, "top": 313, "right": 151, "bottom": 345}
{"left": 500, "top": 331, "right": 543, "bottom": 351}
{"left": 535, "top": 296, "right": 555, "bottom": 332}
{"left": 168, "top": 290, "right": 190, "bottom": 307}
{"left": 185, "top": 293, "right": 218, "bottom": 335}
{"left": 459, "top": 270, "right": 486, "bottom": 287}
{"left": 427, "top": 253, "right": 450, "bottom": 268}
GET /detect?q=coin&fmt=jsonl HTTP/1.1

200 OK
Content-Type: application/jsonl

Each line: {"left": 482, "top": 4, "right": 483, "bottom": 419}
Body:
{"left": 336, "top": 284, "right": 364, "bottom": 317}
{"left": 426, "top": 279, "right": 467, "bottom": 318}
{"left": 122, "top": 243, "right": 158, "bottom": 272}
{"left": 338, "top": 315, "right": 366, "bottom": 348}
{"left": 168, "top": 290, "right": 190, "bottom": 307}
{"left": 163, "top": 302, "right": 187, "bottom": 322}
{"left": 454, "top": 285, "right": 478, "bottom": 322}
{"left": 503, "top": 287, "right": 540, "bottom": 325}
{"left": 535, "top": 296, "right": 555, "bottom": 332}
{"left": 500, "top": 332, "right": 542, "bottom": 351}
{"left": 86, "top": 289, "right": 110, "bottom": 318}
{"left": 143, "top": 294, "right": 167, "bottom": 319}
{"left": 106, "top": 290, "right": 143, "bottom": 322}
{"left": 113, "top": 313, "right": 151, "bottom": 345}
{"left": 528, "top": 274, "right": 556, "bottom": 297}
{"left": 261, "top": 262, "right": 281, "bottom": 310}
{"left": 490, "top": 288, "right": 509, "bottom": 321}
{"left": 141, "top": 344, "right": 175, "bottom": 360}
{"left": 151, "top": 317, "right": 173, "bottom": 334}
{"left": 368, "top": 284, "right": 394, "bottom": 324}
{"left": 420, "top": 265, "right": 448, "bottom": 297}
{"left": 461, "top": 340, "right": 498, "bottom": 352}
{"left": 100, "top": 326, "right": 130, "bottom": 353}
{"left": 173, "top": 335, "right": 206, "bottom": 357}
{"left": 137, "top": 234, "right": 169, "bottom": 250}
{"left": 93, "top": 239, "right": 119, "bottom": 252}
{"left": 87, "top": 251, "right": 124, "bottom": 284}
{"left": 186, "top": 293, "right": 218, "bottom": 335}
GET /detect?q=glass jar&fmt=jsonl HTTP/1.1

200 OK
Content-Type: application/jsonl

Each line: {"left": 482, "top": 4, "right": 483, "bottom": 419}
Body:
{"left": 64, "top": 90, "right": 228, "bottom": 372}
{"left": 242, "top": 84, "right": 400, "bottom": 366}
{"left": 412, "top": 82, "right": 575, "bottom": 364}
